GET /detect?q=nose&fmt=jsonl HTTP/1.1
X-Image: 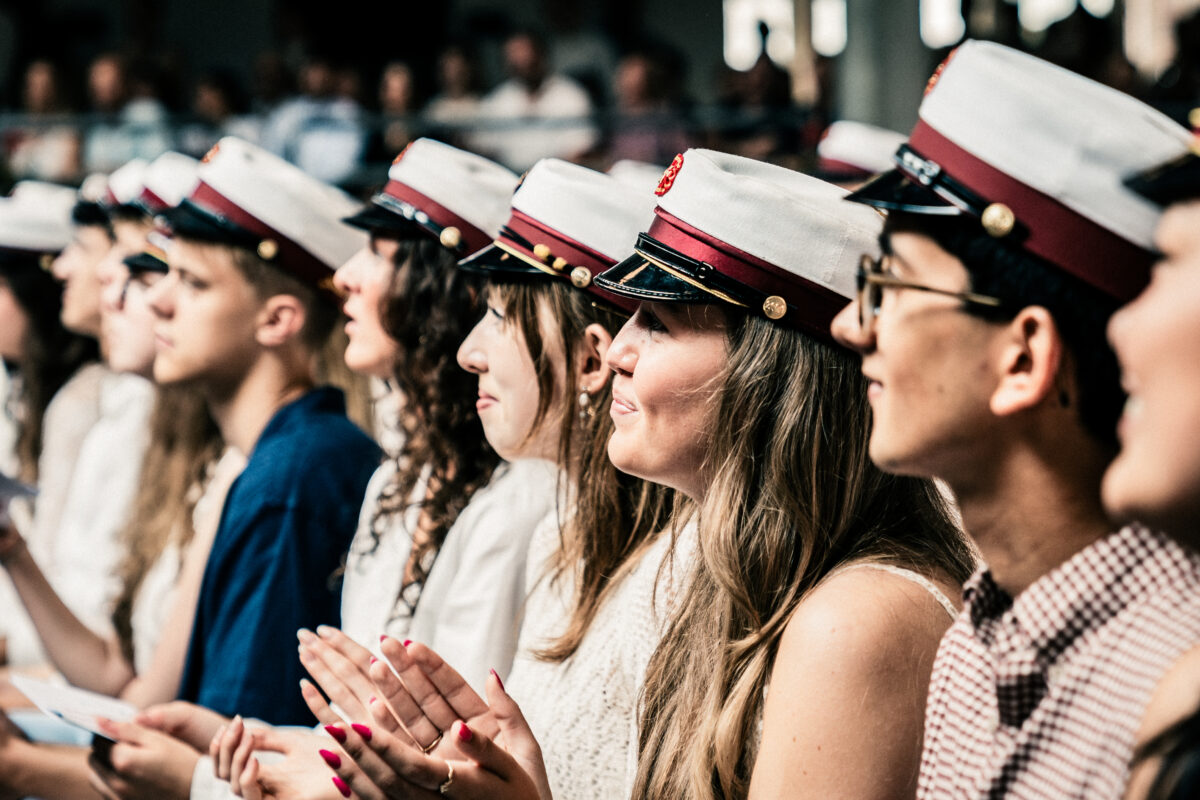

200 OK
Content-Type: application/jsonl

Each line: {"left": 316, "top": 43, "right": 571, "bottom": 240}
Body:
{"left": 97, "top": 257, "right": 127, "bottom": 312}
{"left": 456, "top": 317, "right": 487, "bottom": 374}
{"left": 50, "top": 248, "right": 73, "bottom": 282}
{"left": 605, "top": 313, "right": 639, "bottom": 377}
{"left": 334, "top": 246, "right": 369, "bottom": 296}
{"left": 146, "top": 271, "right": 177, "bottom": 319}
{"left": 830, "top": 299, "right": 874, "bottom": 354}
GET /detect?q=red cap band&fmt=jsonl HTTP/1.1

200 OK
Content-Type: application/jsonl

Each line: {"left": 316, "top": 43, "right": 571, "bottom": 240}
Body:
{"left": 189, "top": 181, "right": 333, "bottom": 289}
{"left": 647, "top": 210, "right": 848, "bottom": 344}
{"left": 499, "top": 210, "right": 636, "bottom": 313}
{"left": 382, "top": 181, "right": 490, "bottom": 254}
{"left": 909, "top": 121, "right": 1152, "bottom": 301}
{"left": 139, "top": 187, "right": 170, "bottom": 214}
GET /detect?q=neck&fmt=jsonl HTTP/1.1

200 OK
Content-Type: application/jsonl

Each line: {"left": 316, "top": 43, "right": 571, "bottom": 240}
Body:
{"left": 207, "top": 354, "right": 314, "bottom": 454}
{"left": 945, "top": 434, "right": 1114, "bottom": 597}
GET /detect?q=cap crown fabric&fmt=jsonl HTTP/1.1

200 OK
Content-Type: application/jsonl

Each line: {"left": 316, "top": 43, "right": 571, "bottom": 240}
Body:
{"left": 608, "top": 160, "right": 669, "bottom": 195}
{"left": 188, "top": 137, "right": 366, "bottom": 279}
{"left": 0, "top": 182, "right": 77, "bottom": 253}
{"left": 513, "top": 159, "right": 658, "bottom": 263}
{"left": 381, "top": 138, "right": 519, "bottom": 252}
{"left": 105, "top": 159, "right": 150, "bottom": 206}
{"left": 654, "top": 149, "right": 882, "bottom": 301}
{"left": 141, "top": 152, "right": 201, "bottom": 212}
{"left": 817, "top": 121, "right": 907, "bottom": 175}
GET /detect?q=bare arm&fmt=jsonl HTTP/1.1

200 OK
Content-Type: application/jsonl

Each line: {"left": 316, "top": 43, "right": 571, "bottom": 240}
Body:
{"left": 1125, "top": 644, "right": 1200, "bottom": 800}
{"left": 0, "top": 525, "right": 134, "bottom": 695}
{"left": 747, "top": 567, "right": 957, "bottom": 800}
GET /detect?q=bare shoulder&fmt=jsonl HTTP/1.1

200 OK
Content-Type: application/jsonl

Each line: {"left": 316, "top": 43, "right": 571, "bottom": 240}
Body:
{"left": 776, "top": 565, "right": 958, "bottom": 679}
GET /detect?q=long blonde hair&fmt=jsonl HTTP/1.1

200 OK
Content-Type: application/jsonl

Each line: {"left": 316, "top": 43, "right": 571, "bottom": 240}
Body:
{"left": 634, "top": 312, "right": 974, "bottom": 800}
{"left": 110, "top": 385, "right": 223, "bottom": 662}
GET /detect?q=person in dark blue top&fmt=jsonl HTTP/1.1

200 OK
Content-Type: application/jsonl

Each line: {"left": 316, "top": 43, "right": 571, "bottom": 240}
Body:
{"left": 87, "top": 138, "right": 380, "bottom": 799}
{"left": 177, "top": 386, "right": 378, "bottom": 724}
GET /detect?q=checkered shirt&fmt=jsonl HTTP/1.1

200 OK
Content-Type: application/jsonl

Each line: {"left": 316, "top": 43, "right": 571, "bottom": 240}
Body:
{"left": 917, "top": 525, "right": 1200, "bottom": 800}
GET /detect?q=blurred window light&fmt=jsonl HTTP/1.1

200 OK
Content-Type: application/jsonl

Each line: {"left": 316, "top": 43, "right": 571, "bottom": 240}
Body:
{"left": 723, "top": 0, "right": 797, "bottom": 70}
{"left": 1018, "top": 0, "right": 1078, "bottom": 32}
{"left": 811, "top": 0, "right": 848, "bottom": 56}
{"left": 921, "top": 0, "right": 967, "bottom": 47}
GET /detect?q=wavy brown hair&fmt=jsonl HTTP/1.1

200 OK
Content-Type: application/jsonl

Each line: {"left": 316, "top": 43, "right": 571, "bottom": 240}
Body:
{"left": 1, "top": 260, "right": 99, "bottom": 482}
{"left": 634, "top": 311, "right": 975, "bottom": 800}
{"left": 110, "top": 385, "right": 223, "bottom": 663}
{"left": 362, "top": 236, "right": 500, "bottom": 618}
{"left": 490, "top": 280, "right": 675, "bottom": 661}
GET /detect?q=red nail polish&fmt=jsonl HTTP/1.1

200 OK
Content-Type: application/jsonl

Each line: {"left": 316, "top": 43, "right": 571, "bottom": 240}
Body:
{"left": 324, "top": 725, "right": 347, "bottom": 743}
{"left": 369, "top": 656, "right": 377, "bottom": 664}
{"left": 457, "top": 721, "right": 473, "bottom": 742}
{"left": 368, "top": 696, "right": 377, "bottom": 704}
{"left": 319, "top": 749, "right": 342, "bottom": 769}
{"left": 332, "top": 775, "right": 352, "bottom": 798}
{"left": 490, "top": 668, "right": 505, "bottom": 691}
{"left": 402, "top": 639, "right": 411, "bottom": 647}
{"left": 351, "top": 723, "right": 372, "bottom": 741}
{"left": 379, "top": 635, "right": 387, "bottom": 643}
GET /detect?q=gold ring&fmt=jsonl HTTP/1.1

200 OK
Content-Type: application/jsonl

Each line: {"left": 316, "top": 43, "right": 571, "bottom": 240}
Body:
{"left": 422, "top": 732, "right": 443, "bottom": 754}
{"left": 438, "top": 761, "right": 455, "bottom": 795}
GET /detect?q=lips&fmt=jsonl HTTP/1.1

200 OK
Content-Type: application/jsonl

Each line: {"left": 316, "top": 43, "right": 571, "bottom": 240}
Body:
{"left": 476, "top": 388, "right": 498, "bottom": 411}
{"left": 610, "top": 386, "right": 637, "bottom": 415}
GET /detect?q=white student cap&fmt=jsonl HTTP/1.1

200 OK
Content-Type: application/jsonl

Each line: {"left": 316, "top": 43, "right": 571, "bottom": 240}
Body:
{"left": 458, "top": 158, "right": 659, "bottom": 313}
{"left": 103, "top": 158, "right": 150, "bottom": 208}
{"left": 167, "top": 137, "right": 366, "bottom": 289}
{"left": 848, "top": 40, "right": 1193, "bottom": 302}
{"left": 816, "top": 121, "right": 907, "bottom": 179}
{"left": 595, "top": 150, "right": 883, "bottom": 344}
{"left": 138, "top": 152, "right": 201, "bottom": 214}
{"left": 344, "top": 138, "right": 519, "bottom": 255}
{"left": 1125, "top": 136, "right": 1200, "bottom": 207}
{"left": 608, "top": 159, "right": 670, "bottom": 195}
{"left": 0, "top": 182, "right": 77, "bottom": 257}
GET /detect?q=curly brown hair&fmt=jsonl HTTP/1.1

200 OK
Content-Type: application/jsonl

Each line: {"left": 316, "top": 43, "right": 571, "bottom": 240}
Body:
{"left": 362, "top": 235, "right": 500, "bottom": 621}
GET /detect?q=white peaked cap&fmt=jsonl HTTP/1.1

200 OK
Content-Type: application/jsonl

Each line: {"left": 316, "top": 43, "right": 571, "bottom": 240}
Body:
{"left": 376, "top": 138, "right": 519, "bottom": 254}
{"left": 817, "top": 121, "right": 907, "bottom": 176}
{"left": 851, "top": 40, "right": 1193, "bottom": 301}
{"left": 181, "top": 137, "right": 367, "bottom": 285}
{"left": 0, "top": 182, "right": 78, "bottom": 254}
{"left": 595, "top": 150, "right": 884, "bottom": 342}
{"left": 104, "top": 159, "right": 151, "bottom": 206}
{"left": 141, "top": 152, "right": 201, "bottom": 212}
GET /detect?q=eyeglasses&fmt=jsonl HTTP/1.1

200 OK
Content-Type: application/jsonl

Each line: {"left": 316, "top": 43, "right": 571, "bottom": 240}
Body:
{"left": 855, "top": 253, "right": 1006, "bottom": 335}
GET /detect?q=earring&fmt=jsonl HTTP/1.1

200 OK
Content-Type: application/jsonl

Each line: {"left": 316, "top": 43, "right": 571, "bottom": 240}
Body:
{"left": 578, "top": 388, "right": 595, "bottom": 421}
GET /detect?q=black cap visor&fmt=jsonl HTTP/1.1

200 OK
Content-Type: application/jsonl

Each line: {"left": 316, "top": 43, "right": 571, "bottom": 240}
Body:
{"left": 845, "top": 144, "right": 989, "bottom": 218}
{"left": 124, "top": 250, "right": 168, "bottom": 274}
{"left": 1126, "top": 150, "right": 1200, "bottom": 207}
{"left": 163, "top": 199, "right": 260, "bottom": 250}
{"left": 342, "top": 202, "right": 424, "bottom": 237}
{"left": 594, "top": 233, "right": 748, "bottom": 307}
{"left": 457, "top": 237, "right": 560, "bottom": 280}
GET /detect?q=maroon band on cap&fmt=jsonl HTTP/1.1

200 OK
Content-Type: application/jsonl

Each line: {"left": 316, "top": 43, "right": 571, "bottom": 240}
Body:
{"left": 139, "top": 187, "right": 170, "bottom": 214}
{"left": 817, "top": 157, "right": 873, "bottom": 179}
{"left": 500, "top": 209, "right": 636, "bottom": 313}
{"left": 382, "top": 181, "right": 490, "bottom": 254}
{"left": 647, "top": 210, "right": 848, "bottom": 343}
{"left": 909, "top": 121, "right": 1152, "bottom": 301}
{"left": 189, "top": 181, "right": 333, "bottom": 288}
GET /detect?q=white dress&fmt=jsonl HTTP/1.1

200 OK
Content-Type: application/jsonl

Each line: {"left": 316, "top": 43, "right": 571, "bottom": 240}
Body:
{"left": 341, "top": 457, "right": 559, "bottom": 691}
{"left": 505, "top": 519, "right": 697, "bottom": 800}
{"left": 1, "top": 366, "right": 153, "bottom": 667}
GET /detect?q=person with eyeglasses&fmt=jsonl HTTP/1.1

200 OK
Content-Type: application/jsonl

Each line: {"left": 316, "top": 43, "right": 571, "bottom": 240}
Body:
{"left": 830, "top": 41, "right": 1200, "bottom": 800}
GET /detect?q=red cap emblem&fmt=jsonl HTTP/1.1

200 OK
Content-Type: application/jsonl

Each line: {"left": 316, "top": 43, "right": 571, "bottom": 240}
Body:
{"left": 392, "top": 142, "right": 414, "bottom": 165}
{"left": 924, "top": 46, "right": 959, "bottom": 96}
{"left": 656, "top": 154, "right": 685, "bottom": 197}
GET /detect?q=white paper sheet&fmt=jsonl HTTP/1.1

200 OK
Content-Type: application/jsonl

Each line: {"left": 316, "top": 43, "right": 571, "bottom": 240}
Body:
{"left": 9, "top": 674, "right": 136, "bottom": 740}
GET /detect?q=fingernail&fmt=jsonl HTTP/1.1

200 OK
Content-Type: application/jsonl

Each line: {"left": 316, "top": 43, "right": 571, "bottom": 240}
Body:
{"left": 351, "top": 723, "right": 372, "bottom": 741}
{"left": 368, "top": 696, "right": 377, "bottom": 704}
{"left": 317, "top": 625, "right": 334, "bottom": 638}
{"left": 319, "top": 749, "right": 341, "bottom": 769}
{"left": 456, "top": 721, "right": 473, "bottom": 742}
{"left": 324, "top": 725, "right": 347, "bottom": 743}
{"left": 297, "top": 628, "right": 315, "bottom": 643}
{"left": 369, "top": 656, "right": 377, "bottom": 664}
{"left": 379, "top": 635, "right": 387, "bottom": 643}
{"left": 490, "top": 668, "right": 504, "bottom": 691}
{"left": 332, "top": 776, "right": 351, "bottom": 798}
{"left": 402, "top": 639, "right": 411, "bottom": 647}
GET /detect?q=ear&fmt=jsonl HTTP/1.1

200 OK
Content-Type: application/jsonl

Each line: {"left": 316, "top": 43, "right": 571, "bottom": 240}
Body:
{"left": 989, "top": 306, "right": 1065, "bottom": 418}
{"left": 576, "top": 322, "right": 615, "bottom": 395}
{"left": 255, "top": 295, "right": 307, "bottom": 348}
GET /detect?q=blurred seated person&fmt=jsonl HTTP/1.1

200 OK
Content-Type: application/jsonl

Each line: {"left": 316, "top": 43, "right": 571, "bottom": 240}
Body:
{"left": 5, "top": 59, "right": 82, "bottom": 183}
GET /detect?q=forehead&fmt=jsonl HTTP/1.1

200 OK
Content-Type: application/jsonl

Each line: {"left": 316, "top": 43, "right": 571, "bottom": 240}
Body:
{"left": 884, "top": 229, "right": 969, "bottom": 281}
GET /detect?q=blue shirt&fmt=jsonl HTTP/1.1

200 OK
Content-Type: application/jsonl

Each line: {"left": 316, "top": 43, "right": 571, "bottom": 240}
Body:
{"left": 178, "top": 388, "right": 381, "bottom": 725}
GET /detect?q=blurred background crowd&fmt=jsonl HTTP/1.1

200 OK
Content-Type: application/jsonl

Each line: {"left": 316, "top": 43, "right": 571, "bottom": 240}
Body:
{"left": 0, "top": 0, "right": 1196, "bottom": 196}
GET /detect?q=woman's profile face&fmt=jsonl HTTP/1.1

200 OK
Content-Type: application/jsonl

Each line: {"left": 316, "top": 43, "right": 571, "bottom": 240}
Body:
{"left": 605, "top": 301, "right": 727, "bottom": 500}
{"left": 457, "top": 288, "right": 564, "bottom": 463}
{"left": 334, "top": 235, "right": 401, "bottom": 379}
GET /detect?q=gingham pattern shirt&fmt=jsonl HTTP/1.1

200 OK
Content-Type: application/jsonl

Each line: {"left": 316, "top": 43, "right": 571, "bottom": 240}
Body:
{"left": 917, "top": 525, "right": 1200, "bottom": 800}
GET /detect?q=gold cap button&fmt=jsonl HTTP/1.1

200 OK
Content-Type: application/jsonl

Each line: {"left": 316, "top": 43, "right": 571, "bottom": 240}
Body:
{"left": 533, "top": 243, "right": 552, "bottom": 262}
{"left": 981, "top": 203, "right": 1015, "bottom": 238}
{"left": 570, "top": 266, "right": 592, "bottom": 288}
{"left": 762, "top": 295, "right": 787, "bottom": 320}
{"left": 257, "top": 239, "right": 279, "bottom": 260}
{"left": 439, "top": 227, "right": 462, "bottom": 250}
{"left": 552, "top": 257, "right": 568, "bottom": 271}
